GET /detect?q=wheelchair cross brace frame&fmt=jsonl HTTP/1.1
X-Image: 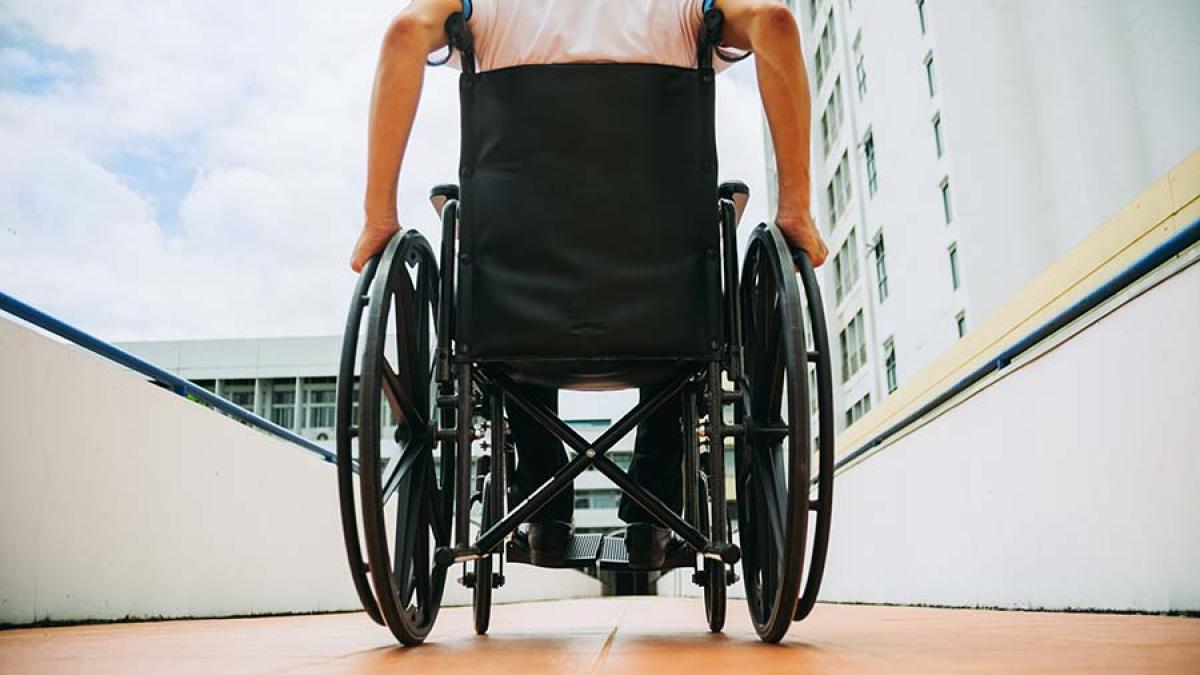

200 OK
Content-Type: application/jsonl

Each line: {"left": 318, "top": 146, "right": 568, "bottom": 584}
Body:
{"left": 433, "top": 363, "right": 742, "bottom": 569}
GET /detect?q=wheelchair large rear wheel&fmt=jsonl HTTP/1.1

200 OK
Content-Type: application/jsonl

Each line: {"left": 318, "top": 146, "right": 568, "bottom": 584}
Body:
{"left": 736, "top": 224, "right": 835, "bottom": 643}
{"left": 335, "top": 255, "right": 384, "bottom": 626}
{"left": 358, "top": 230, "right": 452, "bottom": 646}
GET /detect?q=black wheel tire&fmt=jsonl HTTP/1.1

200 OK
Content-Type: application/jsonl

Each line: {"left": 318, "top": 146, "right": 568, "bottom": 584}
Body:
{"left": 335, "top": 256, "right": 384, "bottom": 625}
{"left": 358, "top": 230, "right": 451, "bottom": 646}
{"left": 736, "top": 223, "right": 834, "bottom": 643}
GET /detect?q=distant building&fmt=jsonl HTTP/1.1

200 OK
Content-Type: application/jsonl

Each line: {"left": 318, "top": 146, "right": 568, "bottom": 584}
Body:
{"left": 774, "top": 0, "right": 1200, "bottom": 432}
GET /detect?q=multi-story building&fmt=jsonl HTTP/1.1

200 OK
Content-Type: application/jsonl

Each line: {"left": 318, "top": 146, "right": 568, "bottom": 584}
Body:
{"left": 776, "top": 0, "right": 1200, "bottom": 433}
{"left": 117, "top": 336, "right": 630, "bottom": 534}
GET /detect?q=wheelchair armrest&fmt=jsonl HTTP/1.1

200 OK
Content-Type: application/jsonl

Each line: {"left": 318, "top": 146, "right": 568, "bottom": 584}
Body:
{"left": 718, "top": 181, "right": 750, "bottom": 227}
{"left": 429, "top": 184, "right": 460, "bottom": 217}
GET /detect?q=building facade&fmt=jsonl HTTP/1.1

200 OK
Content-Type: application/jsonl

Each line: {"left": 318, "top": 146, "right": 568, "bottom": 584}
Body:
{"left": 777, "top": 0, "right": 1200, "bottom": 433}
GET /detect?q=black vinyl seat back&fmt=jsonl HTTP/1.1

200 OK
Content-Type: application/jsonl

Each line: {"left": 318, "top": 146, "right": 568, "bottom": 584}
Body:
{"left": 451, "top": 23, "right": 724, "bottom": 389}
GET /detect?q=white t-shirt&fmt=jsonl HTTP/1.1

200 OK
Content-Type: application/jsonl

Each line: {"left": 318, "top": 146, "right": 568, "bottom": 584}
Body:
{"left": 452, "top": 0, "right": 740, "bottom": 72}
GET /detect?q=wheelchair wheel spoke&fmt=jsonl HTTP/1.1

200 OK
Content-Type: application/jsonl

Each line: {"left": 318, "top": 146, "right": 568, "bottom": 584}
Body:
{"left": 751, "top": 447, "right": 787, "bottom": 559}
{"left": 380, "top": 439, "right": 423, "bottom": 505}
{"left": 381, "top": 357, "right": 426, "bottom": 430}
{"left": 423, "top": 459, "right": 450, "bottom": 545}
{"left": 391, "top": 451, "right": 425, "bottom": 607}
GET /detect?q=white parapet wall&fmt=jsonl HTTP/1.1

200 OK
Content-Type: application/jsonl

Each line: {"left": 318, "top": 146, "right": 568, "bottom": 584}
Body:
{"left": 818, "top": 257, "right": 1200, "bottom": 612}
{"left": 0, "top": 317, "right": 599, "bottom": 625}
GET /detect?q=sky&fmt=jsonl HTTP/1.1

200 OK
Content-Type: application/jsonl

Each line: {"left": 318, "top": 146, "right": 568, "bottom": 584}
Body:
{"left": 0, "top": 0, "right": 773, "bottom": 344}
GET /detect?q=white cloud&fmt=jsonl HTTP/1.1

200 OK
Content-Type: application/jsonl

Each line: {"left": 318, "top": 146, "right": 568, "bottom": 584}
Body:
{"left": 1, "top": 1, "right": 771, "bottom": 344}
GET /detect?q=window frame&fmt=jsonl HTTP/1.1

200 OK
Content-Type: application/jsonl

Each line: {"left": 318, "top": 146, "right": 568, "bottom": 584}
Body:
{"left": 924, "top": 52, "right": 937, "bottom": 98}
{"left": 940, "top": 177, "right": 953, "bottom": 224}
{"left": 948, "top": 243, "right": 961, "bottom": 290}
{"left": 863, "top": 130, "right": 877, "bottom": 195}
{"left": 932, "top": 112, "right": 944, "bottom": 157}
{"left": 884, "top": 338, "right": 897, "bottom": 394}
{"left": 872, "top": 232, "right": 888, "bottom": 302}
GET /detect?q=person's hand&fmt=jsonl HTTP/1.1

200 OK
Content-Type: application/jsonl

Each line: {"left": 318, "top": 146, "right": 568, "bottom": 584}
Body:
{"left": 775, "top": 209, "right": 828, "bottom": 268}
{"left": 350, "top": 217, "right": 401, "bottom": 272}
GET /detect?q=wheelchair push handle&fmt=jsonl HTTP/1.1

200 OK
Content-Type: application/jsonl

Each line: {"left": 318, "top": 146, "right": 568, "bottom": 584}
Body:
{"left": 718, "top": 181, "right": 750, "bottom": 228}
{"left": 429, "top": 184, "right": 459, "bottom": 218}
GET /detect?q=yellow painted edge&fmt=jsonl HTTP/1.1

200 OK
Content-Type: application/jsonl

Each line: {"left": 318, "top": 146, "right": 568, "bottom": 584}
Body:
{"left": 837, "top": 145, "right": 1200, "bottom": 457}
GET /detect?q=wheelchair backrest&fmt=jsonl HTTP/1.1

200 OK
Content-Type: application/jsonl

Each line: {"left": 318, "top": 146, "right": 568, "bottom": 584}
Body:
{"left": 449, "top": 16, "right": 725, "bottom": 378}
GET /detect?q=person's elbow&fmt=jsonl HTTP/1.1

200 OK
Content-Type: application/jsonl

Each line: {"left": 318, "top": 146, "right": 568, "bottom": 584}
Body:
{"left": 381, "top": 10, "right": 439, "bottom": 56}
{"left": 750, "top": 2, "right": 798, "bottom": 40}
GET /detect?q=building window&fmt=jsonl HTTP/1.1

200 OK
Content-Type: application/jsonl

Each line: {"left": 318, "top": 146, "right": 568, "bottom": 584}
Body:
{"left": 574, "top": 489, "right": 620, "bottom": 510}
{"left": 932, "top": 113, "right": 944, "bottom": 157}
{"left": 940, "top": 178, "right": 953, "bottom": 224}
{"left": 838, "top": 309, "right": 867, "bottom": 382}
{"left": 863, "top": 131, "right": 877, "bottom": 195}
{"left": 825, "top": 152, "right": 852, "bottom": 226}
{"left": 845, "top": 393, "right": 871, "bottom": 427}
{"left": 304, "top": 378, "right": 336, "bottom": 429}
{"left": 222, "top": 379, "right": 256, "bottom": 412}
{"left": 916, "top": 0, "right": 927, "bottom": 34}
{"left": 924, "top": 52, "right": 937, "bottom": 98}
{"left": 956, "top": 311, "right": 967, "bottom": 338}
{"left": 853, "top": 32, "right": 867, "bottom": 99}
{"left": 948, "top": 243, "right": 961, "bottom": 290}
{"left": 833, "top": 227, "right": 860, "bottom": 302}
{"left": 270, "top": 384, "right": 296, "bottom": 430}
{"left": 815, "top": 10, "right": 836, "bottom": 87}
{"left": 820, "top": 78, "right": 843, "bottom": 155}
{"left": 884, "top": 338, "right": 898, "bottom": 394}
{"left": 814, "top": 42, "right": 826, "bottom": 87}
{"left": 872, "top": 232, "right": 888, "bottom": 302}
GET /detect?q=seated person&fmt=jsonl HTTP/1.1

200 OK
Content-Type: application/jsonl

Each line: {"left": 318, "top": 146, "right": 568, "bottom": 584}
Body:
{"left": 350, "top": 0, "right": 827, "bottom": 568}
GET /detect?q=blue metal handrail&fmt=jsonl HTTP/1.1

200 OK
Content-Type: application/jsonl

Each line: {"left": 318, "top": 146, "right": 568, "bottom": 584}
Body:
{"left": 828, "top": 216, "right": 1200, "bottom": 478}
{"left": 0, "top": 292, "right": 335, "bottom": 463}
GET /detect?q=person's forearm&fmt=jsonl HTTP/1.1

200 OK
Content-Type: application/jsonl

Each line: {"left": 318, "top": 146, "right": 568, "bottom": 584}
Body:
{"left": 749, "top": 8, "right": 811, "bottom": 214}
{"left": 363, "top": 13, "right": 441, "bottom": 224}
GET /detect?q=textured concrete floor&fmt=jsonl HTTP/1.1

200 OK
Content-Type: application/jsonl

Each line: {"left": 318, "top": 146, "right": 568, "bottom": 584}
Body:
{"left": 2, "top": 597, "right": 1198, "bottom": 674}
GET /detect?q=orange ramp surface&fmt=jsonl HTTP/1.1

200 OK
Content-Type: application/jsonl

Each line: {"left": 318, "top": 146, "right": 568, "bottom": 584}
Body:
{"left": 3, "top": 597, "right": 1198, "bottom": 674}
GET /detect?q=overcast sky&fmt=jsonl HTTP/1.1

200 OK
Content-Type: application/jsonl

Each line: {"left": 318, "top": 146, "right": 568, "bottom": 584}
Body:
{"left": 1, "top": 1, "right": 773, "bottom": 345}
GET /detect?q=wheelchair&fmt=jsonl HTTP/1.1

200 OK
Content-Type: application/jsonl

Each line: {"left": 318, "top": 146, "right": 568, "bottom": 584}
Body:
{"left": 335, "top": 10, "right": 835, "bottom": 645}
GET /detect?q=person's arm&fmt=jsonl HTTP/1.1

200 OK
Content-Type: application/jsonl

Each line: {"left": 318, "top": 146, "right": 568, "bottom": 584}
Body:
{"left": 351, "top": 0, "right": 462, "bottom": 272}
{"left": 718, "top": 0, "right": 828, "bottom": 267}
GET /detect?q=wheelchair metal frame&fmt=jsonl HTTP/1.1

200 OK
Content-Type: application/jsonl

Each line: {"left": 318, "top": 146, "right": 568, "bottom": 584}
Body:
{"left": 431, "top": 196, "right": 744, "bottom": 571}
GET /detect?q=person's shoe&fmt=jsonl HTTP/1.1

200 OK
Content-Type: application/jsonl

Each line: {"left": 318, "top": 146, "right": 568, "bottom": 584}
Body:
{"left": 624, "top": 522, "right": 671, "bottom": 570}
{"left": 527, "top": 520, "right": 574, "bottom": 567}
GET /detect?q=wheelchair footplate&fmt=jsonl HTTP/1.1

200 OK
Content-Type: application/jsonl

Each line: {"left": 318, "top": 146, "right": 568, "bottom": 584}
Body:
{"left": 597, "top": 535, "right": 695, "bottom": 572}
{"left": 506, "top": 532, "right": 604, "bottom": 569}
{"left": 505, "top": 531, "right": 695, "bottom": 572}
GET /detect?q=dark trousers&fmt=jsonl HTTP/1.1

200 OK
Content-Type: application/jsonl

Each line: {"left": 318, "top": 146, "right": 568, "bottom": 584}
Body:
{"left": 505, "top": 380, "right": 684, "bottom": 525}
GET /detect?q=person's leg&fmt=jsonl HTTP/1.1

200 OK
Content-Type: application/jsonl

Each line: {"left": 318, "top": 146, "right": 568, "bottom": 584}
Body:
{"left": 505, "top": 382, "right": 574, "bottom": 523}
{"left": 618, "top": 379, "right": 685, "bottom": 525}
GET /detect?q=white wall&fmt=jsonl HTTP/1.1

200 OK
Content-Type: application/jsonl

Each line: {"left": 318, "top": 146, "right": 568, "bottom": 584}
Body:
{"left": 0, "top": 317, "right": 599, "bottom": 625}
{"left": 818, "top": 259, "right": 1200, "bottom": 611}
